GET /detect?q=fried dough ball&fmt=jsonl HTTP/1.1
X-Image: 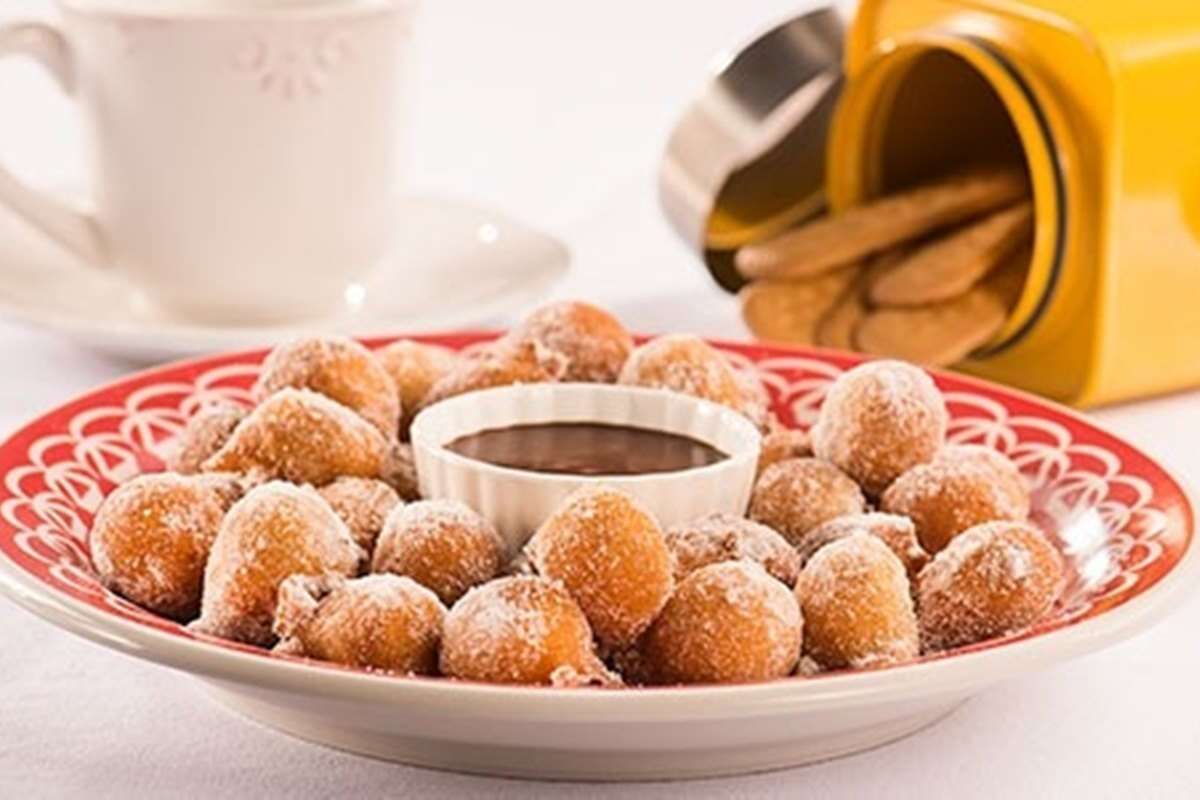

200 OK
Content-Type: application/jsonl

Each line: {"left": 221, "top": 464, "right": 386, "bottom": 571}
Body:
{"left": 638, "top": 562, "right": 803, "bottom": 685}
{"left": 917, "top": 521, "right": 1064, "bottom": 651}
{"left": 380, "top": 442, "right": 421, "bottom": 501}
{"left": 796, "top": 533, "right": 919, "bottom": 671}
{"left": 273, "top": 574, "right": 444, "bottom": 674}
{"left": 90, "top": 474, "right": 229, "bottom": 620}
{"left": 618, "top": 335, "right": 752, "bottom": 421}
{"left": 797, "top": 512, "right": 928, "bottom": 580}
{"left": 508, "top": 300, "right": 633, "bottom": 383}
{"left": 254, "top": 336, "right": 400, "bottom": 439}
{"left": 439, "top": 576, "right": 615, "bottom": 686}
{"left": 527, "top": 486, "right": 674, "bottom": 650}
{"left": 167, "top": 401, "right": 247, "bottom": 474}
{"left": 748, "top": 458, "right": 866, "bottom": 547}
{"left": 665, "top": 512, "right": 801, "bottom": 587}
{"left": 202, "top": 388, "right": 389, "bottom": 487}
{"left": 419, "top": 338, "right": 569, "bottom": 410}
{"left": 811, "top": 360, "right": 948, "bottom": 496}
{"left": 191, "top": 481, "right": 363, "bottom": 646}
{"left": 317, "top": 477, "right": 401, "bottom": 557}
{"left": 630, "top": 338, "right": 777, "bottom": 431}
{"left": 371, "top": 500, "right": 503, "bottom": 606}
{"left": 881, "top": 444, "right": 1031, "bottom": 555}
{"left": 756, "top": 428, "right": 813, "bottom": 478}
{"left": 375, "top": 340, "right": 460, "bottom": 438}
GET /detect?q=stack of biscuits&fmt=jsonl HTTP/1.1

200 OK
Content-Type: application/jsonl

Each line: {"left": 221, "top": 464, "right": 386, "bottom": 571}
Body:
{"left": 736, "top": 166, "right": 1034, "bottom": 366}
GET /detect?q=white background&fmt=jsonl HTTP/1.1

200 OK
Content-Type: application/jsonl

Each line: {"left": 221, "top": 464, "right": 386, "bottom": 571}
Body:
{"left": 1, "top": 1, "right": 1198, "bottom": 797}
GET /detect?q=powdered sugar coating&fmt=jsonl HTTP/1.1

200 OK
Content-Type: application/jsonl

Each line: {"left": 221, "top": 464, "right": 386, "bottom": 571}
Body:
{"left": 756, "top": 428, "right": 813, "bottom": 478}
{"left": 528, "top": 486, "right": 674, "bottom": 650}
{"left": 665, "top": 512, "right": 801, "bottom": 587}
{"left": 90, "top": 473, "right": 229, "bottom": 621}
{"left": 811, "top": 360, "right": 948, "bottom": 496}
{"left": 749, "top": 458, "right": 866, "bottom": 546}
{"left": 618, "top": 334, "right": 759, "bottom": 424}
{"left": 272, "top": 573, "right": 445, "bottom": 675}
{"left": 508, "top": 300, "right": 634, "bottom": 383}
{"left": 167, "top": 401, "right": 247, "bottom": 475}
{"left": 380, "top": 442, "right": 421, "bottom": 501}
{"left": 254, "top": 336, "right": 400, "bottom": 439}
{"left": 638, "top": 561, "right": 803, "bottom": 685}
{"left": 419, "top": 338, "right": 569, "bottom": 410}
{"left": 439, "top": 576, "right": 614, "bottom": 686}
{"left": 371, "top": 499, "right": 503, "bottom": 606}
{"left": 796, "top": 533, "right": 919, "bottom": 671}
{"left": 191, "top": 481, "right": 363, "bottom": 646}
{"left": 375, "top": 340, "right": 460, "bottom": 438}
{"left": 882, "top": 444, "right": 1031, "bottom": 554}
{"left": 318, "top": 477, "right": 401, "bottom": 557}
{"left": 917, "top": 520, "right": 1064, "bottom": 651}
{"left": 797, "top": 512, "right": 928, "bottom": 580}
{"left": 203, "top": 388, "right": 389, "bottom": 487}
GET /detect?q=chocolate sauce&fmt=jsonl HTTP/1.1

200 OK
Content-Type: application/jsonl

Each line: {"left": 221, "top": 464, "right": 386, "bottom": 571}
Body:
{"left": 446, "top": 422, "right": 728, "bottom": 476}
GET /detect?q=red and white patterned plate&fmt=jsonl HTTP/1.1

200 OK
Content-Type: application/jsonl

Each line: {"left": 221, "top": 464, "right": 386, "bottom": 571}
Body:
{"left": 0, "top": 333, "right": 1196, "bottom": 780}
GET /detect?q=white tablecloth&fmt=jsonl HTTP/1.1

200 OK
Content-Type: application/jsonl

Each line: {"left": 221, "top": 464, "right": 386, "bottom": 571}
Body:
{"left": 2, "top": 1, "right": 1198, "bottom": 797}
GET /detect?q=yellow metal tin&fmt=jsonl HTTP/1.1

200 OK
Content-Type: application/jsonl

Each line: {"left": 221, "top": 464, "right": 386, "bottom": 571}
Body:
{"left": 829, "top": 0, "right": 1200, "bottom": 405}
{"left": 662, "top": 2, "right": 1200, "bottom": 406}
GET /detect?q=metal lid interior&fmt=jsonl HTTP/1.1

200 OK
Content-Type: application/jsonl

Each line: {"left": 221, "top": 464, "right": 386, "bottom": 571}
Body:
{"left": 658, "top": 6, "right": 847, "bottom": 292}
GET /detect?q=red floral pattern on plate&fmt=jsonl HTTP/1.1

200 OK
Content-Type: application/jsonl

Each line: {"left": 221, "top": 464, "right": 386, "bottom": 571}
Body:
{"left": 0, "top": 334, "right": 1192, "bottom": 669}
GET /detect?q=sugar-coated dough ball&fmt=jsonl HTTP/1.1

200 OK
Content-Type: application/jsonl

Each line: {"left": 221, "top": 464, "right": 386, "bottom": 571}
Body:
{"left": 167, "top": 401, "right": 247, "bottom": 475}
{"left": 756, "top": 428, "right": 813, "bottom": 478}
{"left": 796, "top": 533, "right": 919, "bottom": 671}
{"left": 749, "top": 458, "right": 866, "bottom": 546}
{"left": 638, "top": 561, "right": 803, "bottom": 685}
{"left": 665, "top": 512, "right": 801, "bottom": 587}
{"left": 191, "top": 481, "right": 363, "bottom": 646}
{"left": 90, "top": 474, "right": 229, "bottom": 620}
{"left": 528, "top": 486, "right": 674, "bottom": 650}
{"left": 917, "top": 520, "right": 1064, "bottom": 651}
{"left": 419, "top": 339, "right": 568, "bottom": 410}
{"left": 371, "top": 500, "right": 503, "bottom": 606}
{"left": 881, "top": 444, "right": 1031, "bottom": 554}
{"left": 203, "top": 388, "right": 389, "bottom": 487}
{"left": 254, "top": 336, "right": 400, "bottom": 439}
{"left": 317, "top": 477, "right": 401, "bottom": 557}
{"left": 811, "top": 360, "right": 948, "bottom": 496}
{"left": 618, "top": 335, "right": 759, "bottom": 424}
{"left": 797, "top": 512, "right": 928, "bottom": 580}
{"left": 439, "top": 576, "right": 615, "bottom": 686}
{"left": 381, "top": 442, "right": 421, "bottom": 501}
{"left": 508, "top": 300, "right": 633, "bottom": 383}
{"left": 375, "top": 340, "right": 460, "bottom": 438}
{"left": 273, "top": 574, "right": 444, "bottom": 674}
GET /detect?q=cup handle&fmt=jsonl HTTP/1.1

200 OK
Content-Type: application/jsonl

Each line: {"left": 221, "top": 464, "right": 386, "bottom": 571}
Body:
{"left": 0, "top": 22, "right": 103, "bottom": 265}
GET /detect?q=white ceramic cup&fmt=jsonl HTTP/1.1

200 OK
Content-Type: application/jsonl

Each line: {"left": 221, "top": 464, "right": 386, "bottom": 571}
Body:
{"left": 0, "top": 0, "right": 415, "bottom": 323}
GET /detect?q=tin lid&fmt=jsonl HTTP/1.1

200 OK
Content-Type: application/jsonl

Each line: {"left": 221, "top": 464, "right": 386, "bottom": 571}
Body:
{"left": 658, "top": 6, "right": 847, "bottom": 291}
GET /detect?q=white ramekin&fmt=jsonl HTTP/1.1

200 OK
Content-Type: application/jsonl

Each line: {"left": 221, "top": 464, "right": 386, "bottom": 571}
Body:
{"left": 410, "top": 383, "right": 762, "bottom": 555}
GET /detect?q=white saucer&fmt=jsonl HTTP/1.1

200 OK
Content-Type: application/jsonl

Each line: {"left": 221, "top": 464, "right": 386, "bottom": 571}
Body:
{"left": 0, "top": 194, "right": 569, "bottom": 362}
